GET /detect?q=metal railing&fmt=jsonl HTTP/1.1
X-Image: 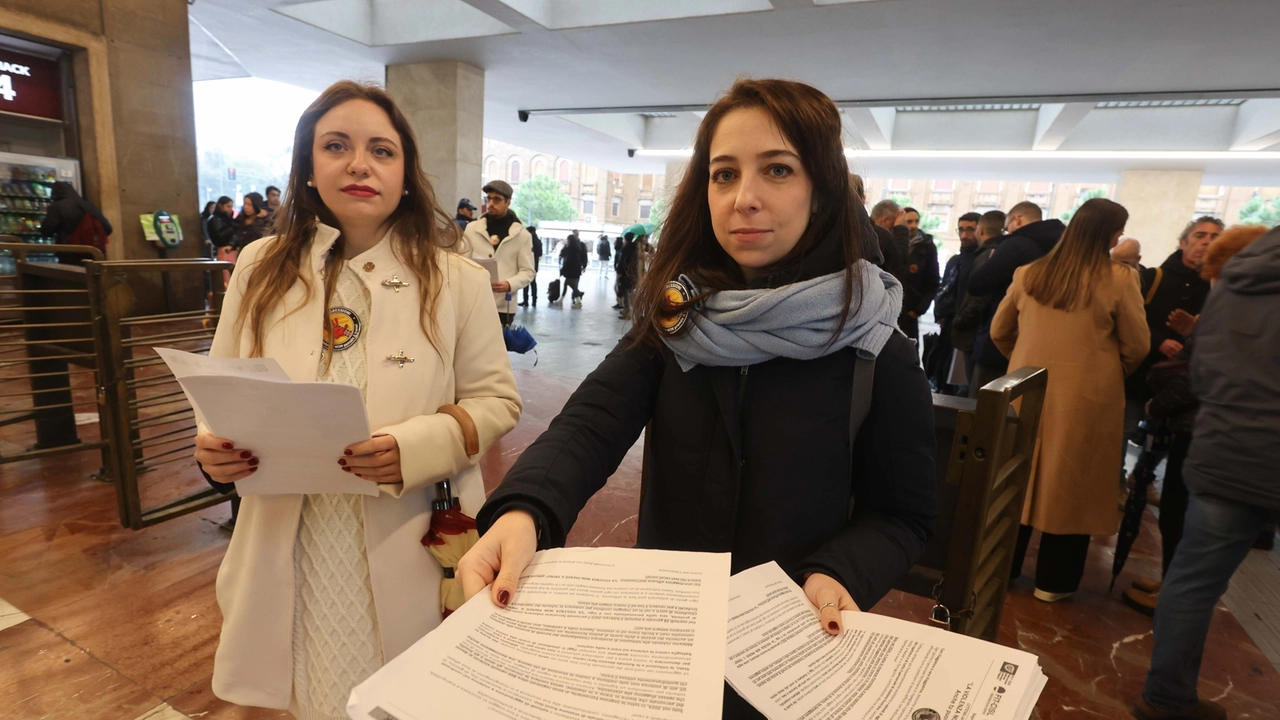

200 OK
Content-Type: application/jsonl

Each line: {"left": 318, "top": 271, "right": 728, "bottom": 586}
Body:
{"left": 85, "top": 257, "right": 235, "bottom": 529}
{"left": 0, "top": 240, "right": 106, "bottom": 467}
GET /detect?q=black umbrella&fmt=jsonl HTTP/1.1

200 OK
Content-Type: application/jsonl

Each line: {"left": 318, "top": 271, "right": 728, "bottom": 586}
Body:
{"left": 1110, "top": 417, "right": 1174, "bottom": 591}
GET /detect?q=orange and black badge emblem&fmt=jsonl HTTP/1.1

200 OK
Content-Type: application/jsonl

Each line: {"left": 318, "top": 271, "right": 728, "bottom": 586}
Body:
{"left": 323, "top": 307, "right": 362, "bottom": 351}
{"left": 909, "top": 264, "right": 919, "bottom": 274}
{"left": 658, "top": 279, "right": 693, "bottom": 336}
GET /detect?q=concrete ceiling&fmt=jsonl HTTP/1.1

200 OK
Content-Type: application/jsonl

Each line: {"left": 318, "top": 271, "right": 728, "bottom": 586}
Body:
{"left": 188, "top": 0, "right": 1280, "bottom": 184}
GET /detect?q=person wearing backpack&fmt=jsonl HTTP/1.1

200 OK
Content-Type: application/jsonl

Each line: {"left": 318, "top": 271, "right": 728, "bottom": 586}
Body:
{"left": 457, "top": 80, "right": 935, "bottom": 720}
{"left": 41, "top": 182, "right": 112, "bottom": 263}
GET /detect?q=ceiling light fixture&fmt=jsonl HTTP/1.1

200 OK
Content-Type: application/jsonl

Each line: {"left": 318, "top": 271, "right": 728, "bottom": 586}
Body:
{"left": 629, "top": 148, "right": 1280, "bottom": 160}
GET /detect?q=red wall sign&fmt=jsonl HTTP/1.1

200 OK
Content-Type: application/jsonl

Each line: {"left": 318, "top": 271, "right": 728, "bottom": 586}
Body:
{"left": 0, "top": 48, "right": 62, "bottom": 122}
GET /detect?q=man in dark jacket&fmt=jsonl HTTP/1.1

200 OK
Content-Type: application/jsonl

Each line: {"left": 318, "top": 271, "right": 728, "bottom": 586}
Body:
{"left": 616, "top": 233, "right": 640, "bottom": 317}
{"left": 519, "top": 225, "right": 542, "bottom": 308}
{"left": 1136, "top": 226, "right": 1280, "bottom": 720}
{"left": 869, "top": 199, "right": 910, "bottom": 286}
{"left": 951, "top": 211, "right": 1005, "bottom": 382}
{"left": 897, "top": 207, "right": 940, "bottom": 340}
{"left": 559, "top": 231, "right": 587, "bottom": 307}
{"left": 1123, "top": 218, "right": 1220, "bottom": 416}
{"left": 964, "top": 202, "right": 1065, "bottom": 395}
{"left": 455, "top": 198, "right": 476, "bottom": 230}
{"left": 929, "top": 212, "right": 982, "bottom": 393}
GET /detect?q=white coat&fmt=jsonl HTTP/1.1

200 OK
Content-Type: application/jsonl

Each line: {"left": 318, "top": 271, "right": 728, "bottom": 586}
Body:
{"left": 461, "top": 214, "right": 535, "bottom": 315}
{"left": 208, "top": 224, "right": 521, "bottom": 709}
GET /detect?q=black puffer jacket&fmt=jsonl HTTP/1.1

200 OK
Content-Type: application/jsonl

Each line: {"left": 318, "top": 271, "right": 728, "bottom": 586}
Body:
{"left": 40, "top": 182, "right": 113, "bottom": 244}
{"left": 479, "top": 224, "right": 938, "bottom": 720}
{"left": 1184, "top": 227, "right": 1280, "bottom": 512}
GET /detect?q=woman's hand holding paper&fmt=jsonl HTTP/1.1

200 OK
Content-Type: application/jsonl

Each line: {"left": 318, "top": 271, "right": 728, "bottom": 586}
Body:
{"left": 457, "top": 509, "right": 538, "bottom": 608}
{"left": 803, "top": 572, "right": 860, "bottom": 636}
{"left": 194, "top": 432, "right": 259, "bottom": 482}
{"left": 339, "top": 434, "right": 403, "bottom": 484}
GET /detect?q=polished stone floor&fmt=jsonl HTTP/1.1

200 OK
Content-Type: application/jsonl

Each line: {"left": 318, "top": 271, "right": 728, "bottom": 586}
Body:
{"left": 3, "top": 272, "right": 1279, "bottom": 719}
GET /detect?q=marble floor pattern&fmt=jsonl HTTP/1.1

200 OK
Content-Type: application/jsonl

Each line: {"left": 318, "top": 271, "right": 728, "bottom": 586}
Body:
{"left": 3, "top": 276, "right": 1279, "bottom": 719}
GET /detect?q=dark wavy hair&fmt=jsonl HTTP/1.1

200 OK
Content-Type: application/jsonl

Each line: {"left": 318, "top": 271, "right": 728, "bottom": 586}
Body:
{"left": 233, "top": 81, "right": 460, "bottom": 366}
{"left": 632, "top": 78, "right": 863, "bottom": 347}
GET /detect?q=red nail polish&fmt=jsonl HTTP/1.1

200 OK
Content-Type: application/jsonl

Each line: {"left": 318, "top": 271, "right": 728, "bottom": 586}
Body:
{"left": 343, "top": 467, "right": 352, "bottom": 472}
{"left": 249, "top": 467, "right": 257, "bottom": 473}
{"left": 344, "top": 449, "right": 353, "bottom": 456}
{"left": 498, "top": 590, "right": 510, "bottom": 606}
{"left": 338, "top": 459, "right": 347, "bottom": 466}
{"left": 222, "top": 442, "right": 234, "bottom": 450}
{"left": 248, "top": 457, "right": 259, "bottom": 466}
{"left": 240, "top": 450, "right": 252, "bottom": 459}
{"left": 828, "top": 622, "right": 839, "bottom": 632}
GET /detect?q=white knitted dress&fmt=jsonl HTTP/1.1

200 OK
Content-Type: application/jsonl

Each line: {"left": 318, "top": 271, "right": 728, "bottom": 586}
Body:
{"left": 290, "top": 265, "right": 383, "bottom": 720}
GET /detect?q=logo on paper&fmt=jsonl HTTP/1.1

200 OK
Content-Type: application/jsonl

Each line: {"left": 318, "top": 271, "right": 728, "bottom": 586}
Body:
{"left": 912, "top": 710, "right": 941, "bottom": 720}
{"left": 998, "top": 662, "right": 1019, "bottom": 684}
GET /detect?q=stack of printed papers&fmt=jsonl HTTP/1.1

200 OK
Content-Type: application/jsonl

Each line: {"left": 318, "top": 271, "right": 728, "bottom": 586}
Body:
{"left": 346, "top": 549, "right": 1046, "bottom": 720}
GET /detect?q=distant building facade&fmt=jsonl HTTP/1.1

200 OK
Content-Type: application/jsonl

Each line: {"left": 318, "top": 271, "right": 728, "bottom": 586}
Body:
{"left": 481, "top": 139, "right": 665, "bottom": 228}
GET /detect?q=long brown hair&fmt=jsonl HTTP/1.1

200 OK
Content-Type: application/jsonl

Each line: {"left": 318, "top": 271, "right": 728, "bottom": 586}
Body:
{"left": 1023, "top": 197, "right": 1128, "bottom": 311}
{"left": 233, "top": 81, "right": 459, "bottom": 365}
{"left": 632, "top": 78, "right": 864, "bottom": 347}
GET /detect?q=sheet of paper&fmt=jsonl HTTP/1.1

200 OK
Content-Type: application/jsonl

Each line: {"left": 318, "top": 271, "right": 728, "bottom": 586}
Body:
{"left": 475, "top": 257, "right": 500, "bottom": 282}
{"left": 724, "top": 562, "right": 1045, "bottom": 720}
{"left": 155, "top": 347, "right": 289, "bottom": 380}
{"left": 155, "top": 349, "right": 377, "bottom": 497}
{"left": 348, "top": 546, "right": 732, "bottom": 720}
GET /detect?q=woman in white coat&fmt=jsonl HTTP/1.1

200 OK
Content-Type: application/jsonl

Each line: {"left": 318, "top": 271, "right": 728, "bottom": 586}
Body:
{"left": 461, "top": 179, "right": 535, "bottom": 325}
{"left": 193, "top": 81, "right": 521, "bottom": 720}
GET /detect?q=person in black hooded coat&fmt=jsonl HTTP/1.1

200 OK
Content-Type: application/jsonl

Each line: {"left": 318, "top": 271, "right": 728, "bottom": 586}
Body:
{"left": 456, "top": 79, "right": 936, "bottom": 720}
{"left": 41, "top": 181, "right": 113, "bottom": 249}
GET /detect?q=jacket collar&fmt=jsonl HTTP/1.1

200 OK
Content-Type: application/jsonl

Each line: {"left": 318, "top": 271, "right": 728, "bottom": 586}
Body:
{"left": 308, "top": 222, "right": 398, "bottom": 273}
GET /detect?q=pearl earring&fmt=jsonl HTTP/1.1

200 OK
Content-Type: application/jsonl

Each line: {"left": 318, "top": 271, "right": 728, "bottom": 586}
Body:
{"left": 306, "top": 180, "right": 314, "bottom": 187}
{"left": 403, "top": 189, "right": 410, "bottom": 196}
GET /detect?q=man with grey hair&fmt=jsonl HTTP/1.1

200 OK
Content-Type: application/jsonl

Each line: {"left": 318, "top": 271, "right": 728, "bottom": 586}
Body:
{"left": 869, "top": 199, "right": 910, "bottom": 288}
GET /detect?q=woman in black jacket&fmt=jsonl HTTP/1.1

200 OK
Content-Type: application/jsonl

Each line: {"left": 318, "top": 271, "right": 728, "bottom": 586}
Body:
{"left": 458, "top": 79, "right": 936, "bottom": 719}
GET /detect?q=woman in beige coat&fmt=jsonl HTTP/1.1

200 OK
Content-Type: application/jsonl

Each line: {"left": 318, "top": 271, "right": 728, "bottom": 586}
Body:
{"left": 991, "top": 198, "right": 1149, "bottom": 603}
{"left": 193, "top": 82, "right": 521, "bottom": 719}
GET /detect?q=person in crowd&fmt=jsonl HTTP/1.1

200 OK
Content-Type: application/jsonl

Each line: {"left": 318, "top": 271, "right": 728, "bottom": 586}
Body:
{"left": 929, "top": 212, "right": 982, "bottom": 393}
{"left": 519, "top": 224, "right": 542, "bottom": 308}
{"left": 847, "top": 175, "right": 888, "bottom": 268}
{"left": 869, "top": 198, "right": 910, "bottom": 284}
{"left": 615, "top": 232, "right": 640, "bottom": 318}
{"left": 559, "top": 230, "right": 587, "bottom": 307}
{"left": 990, "top": 198, "right": 1149, "bottom": 603}
{"left": 192, "top": 81, "right": 521, "bottom": 720}
{"left": 1123, "top": 218, "right": 1220, "bottom": 441}
{"left": 264, "top": 185, "right": 282, "bottom": 213}
{"left": 236, "top": 192, "right": 271, "bottom": 248}
{"left": 1122, "top": 224, "right": 1270, "bottom": 618}
{"left": 455, "top": 198, "right": 476, "bottom": 230}
{"left": 597, "top": 233, "right": 612, "bottom": 271}
{"left": 965, "top": 201, "right": 1065, "bottom": 396}
{"left": 898, "top": 207, "right": 940, "bottom": 340}
{"left": 40, "top": 181, "right": 114, "bottom": 259}
{"left": 1112, "top": 236, "right": 1142, "bottom": 270}
{"left": 456, "top": 78, "right": 936, "bottom": 720}
{"left": 462, "top": 179, "right": 536, "bottom": 326}
{"left": 205, "top": 195, "right": 240, "bottom": 288}
{"left": 200, "top": 200, "right": 217, "bottom": 249}
{"left": 951, "top": 210, "right": 1006, "bottom": 394}
{"left": 1134, "top": 224, "right": 1280, "bottom": 720}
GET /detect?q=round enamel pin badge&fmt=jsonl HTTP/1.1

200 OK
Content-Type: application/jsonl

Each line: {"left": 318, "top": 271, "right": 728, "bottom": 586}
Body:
{"left": 658, "top": 276, "right": 695, "bottom": 336}
{"left": 323, "top": 307, "right": 362, "bottom": 351}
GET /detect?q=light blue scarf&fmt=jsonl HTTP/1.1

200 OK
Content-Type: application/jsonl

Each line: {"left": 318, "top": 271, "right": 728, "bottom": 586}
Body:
{"left": 662, "top": 260, "right": 903, "bottom": 372}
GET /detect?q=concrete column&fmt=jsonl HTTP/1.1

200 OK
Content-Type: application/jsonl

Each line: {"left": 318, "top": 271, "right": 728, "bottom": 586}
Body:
{"left": 1116, "top": 170, "right": 1203, "bottom": 264}
{"left": 385, "top": 61, "right": 484, "bottom": 211}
